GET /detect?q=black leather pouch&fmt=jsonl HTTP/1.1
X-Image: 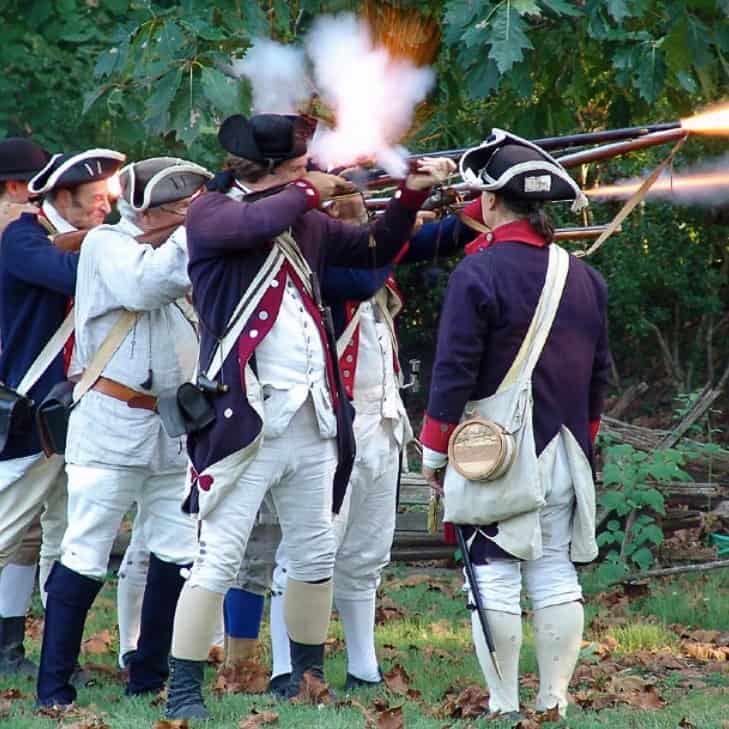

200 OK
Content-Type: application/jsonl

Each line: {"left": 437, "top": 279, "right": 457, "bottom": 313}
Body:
{"left": 36, "top": 380, "right": 74, "bottom": 456}
{"left": 0, "top": 384, "right": 34, "bottom": 452}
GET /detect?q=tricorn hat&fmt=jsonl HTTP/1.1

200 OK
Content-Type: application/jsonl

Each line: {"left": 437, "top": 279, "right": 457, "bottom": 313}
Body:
{"left": 29, "top": 149, "right": 126, "bottom": 196}
{"left": 119, "top": 157, "right": 213, "bottom": 211}
{"left": 0, "top": 137, "right": 50, "bottom": 182}
{"left": 460, "top": 129, "right": 587, "bottom": 211}
{"left": 218, "top": 113, "right": 313, "bottom": 168}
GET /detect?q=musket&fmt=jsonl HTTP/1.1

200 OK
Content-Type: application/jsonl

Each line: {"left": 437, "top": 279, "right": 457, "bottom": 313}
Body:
{"left": 362, "top": 122, "right": 684, "bottom": 188}
{"left": 455, "top": 524, "right": 503, "bottom": 681}
{"left": 557, "top": 127, "right": 688, "bottom": 168}
{"left": 418, "top": 121, "right": 682, "bottom": 160}
{"left": 53, "top": 218, "right": 184, "bottom": 253}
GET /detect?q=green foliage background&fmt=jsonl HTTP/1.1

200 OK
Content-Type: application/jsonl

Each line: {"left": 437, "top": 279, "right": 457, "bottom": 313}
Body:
{"left": 1, "top": 0, "right": 728, "bottom": 409}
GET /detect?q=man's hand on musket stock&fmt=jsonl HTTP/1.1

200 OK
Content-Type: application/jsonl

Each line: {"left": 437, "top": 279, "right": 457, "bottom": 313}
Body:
{"left": 406, "top": 157, "right": 457, "bottom": 191}
{"left": 303, "top": 171, "right": 356, "bottom": 202}
{"left": 422, "top": 464, "right": 444, "bottom": 496}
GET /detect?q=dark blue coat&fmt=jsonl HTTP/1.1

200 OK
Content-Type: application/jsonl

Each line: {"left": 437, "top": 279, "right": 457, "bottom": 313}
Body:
{"left": 0, "top": 213, "right": 78, "bottom": 459}
{"left": 425, "top": 238, "right": 610, "bottom": 467}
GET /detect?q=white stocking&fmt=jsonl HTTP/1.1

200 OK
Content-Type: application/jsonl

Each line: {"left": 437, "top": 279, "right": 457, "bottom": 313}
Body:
{"left": 533, "top": 601, "right": 583, "bottom": 717}
{"left": 116, "top": 546, "right": 149, "bottom": 668}
{"left": 269, "top": 592, "right": 291, "bottom": 678}
{"left": 336, "top": 595, "right": 380, "bottom": 682}
{"left": 0, "top": 564, "right": 36, "bottom": 617}
{"left": 472, "top": 609, "right": 522, "bottom": 715}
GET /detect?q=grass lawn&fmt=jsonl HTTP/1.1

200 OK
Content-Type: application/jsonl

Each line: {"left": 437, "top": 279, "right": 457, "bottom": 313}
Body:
{"left": 2, "top": 564, "right": 729, "bottom": 728}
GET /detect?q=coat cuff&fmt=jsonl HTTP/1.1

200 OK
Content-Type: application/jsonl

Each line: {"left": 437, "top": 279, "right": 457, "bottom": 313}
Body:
{"left": 422, "top": 445, "right": 448, "bottom": 470}
{"left": 419, "top": 413, "right": 456, "bottom": 455}
{"left": 461, "top": 197, "right": 483, "bottom": 223}
{"left": 589, "top": 418, "right": 601, "bottom": 444}
{"left": 394, "top": 184, "right": 430, "bottom": 211}
{"left": 290, "top": 179, "right": 321, "bottom": 210}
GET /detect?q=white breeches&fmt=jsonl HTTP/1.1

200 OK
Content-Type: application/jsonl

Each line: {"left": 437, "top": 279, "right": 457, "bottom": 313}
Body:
{"left": 0, "top": 454, "right": 67, "bottom": 568}
{"left": 471, "top": 443, "right": 582, "bottom": 613}
{"left": 332, "top": 408, "right": 399, "bottom": 600}
{"left": 188, "top": 399, "right": 337, "bottom": 594}
{"left": 62, "top": 464, "right": 196, "bottom": 580}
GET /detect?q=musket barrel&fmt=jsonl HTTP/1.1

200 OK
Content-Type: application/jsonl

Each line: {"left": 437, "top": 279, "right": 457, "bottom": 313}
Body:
{"left": 557, "top": 128, "right": 688, "bottom": 168}
{"left": 402, "top": 121, "right": 682, "bottom": 161}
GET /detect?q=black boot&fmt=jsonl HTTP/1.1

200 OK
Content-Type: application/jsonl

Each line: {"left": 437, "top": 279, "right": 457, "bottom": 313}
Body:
{"left": 0, "top": 616, "right": 37, "bottom": 677}
{"left": 268, "top": 672, "right": 291, "bottom": 698}
{"left": 36, "top": 563, "right": 102, "bottom": 707}
{"left": 288, "top": 640, "right": 330, "bottom": 700}
{"left": 164, "top": 656, "right": 210, "bottom": 720}
{"left": 344, "top": 670, "right": 383, "bottom": 690}
{"left": 126, "top": 554, "right": 189, "bottom": 696}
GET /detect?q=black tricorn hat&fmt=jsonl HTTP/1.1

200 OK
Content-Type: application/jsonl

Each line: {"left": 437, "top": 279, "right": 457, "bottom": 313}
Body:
{"left": 119, "top": 157, "right": 213, "bottom": 211}
{"left": 460, "top": 129, "right": 587, "bottom": 211}
{"left": 28, "top": 148, "right": 126, "bottom": 196}
{"left": 0, "top": 137, "right": 50, "bottom": 182}
{"left": 218, "top": 114, "right": 313, "bottom": 167}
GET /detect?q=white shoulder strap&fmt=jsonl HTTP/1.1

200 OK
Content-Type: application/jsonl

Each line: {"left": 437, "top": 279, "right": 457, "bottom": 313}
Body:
{"left": 336, "top": 305, "right": 362, "bottom": 358}
{"left": 72, "top": 310, "right": 140, "bottom": 403}
{"left": 203, "top": 244, "right": 284, "bottom": 382}
{"left": 497, "top": 244, "right": 570, "bottom": 391}
{"left": 16, "top": 308, "right": 76, "bottom": 397}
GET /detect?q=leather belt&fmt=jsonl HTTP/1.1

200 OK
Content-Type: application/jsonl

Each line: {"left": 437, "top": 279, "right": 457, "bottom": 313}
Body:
{"left": 92, "top": 376, "right": 157, "bottom": 412}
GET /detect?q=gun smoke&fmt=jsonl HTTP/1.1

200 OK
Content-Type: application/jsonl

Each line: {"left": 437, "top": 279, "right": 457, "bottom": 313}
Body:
{"left": 232, "top": 14, "right": 434, "bottom": 177}
{"left": 586, "top": 154, "right": 729, "bottom": 206}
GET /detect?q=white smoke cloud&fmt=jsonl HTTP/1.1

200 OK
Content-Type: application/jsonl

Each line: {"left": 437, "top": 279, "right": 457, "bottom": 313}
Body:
{"left": 231, "top": 39, "right": 310, "bottom": 114}
{"left": 230, "top": 14, "right": 435, "bottom": 177}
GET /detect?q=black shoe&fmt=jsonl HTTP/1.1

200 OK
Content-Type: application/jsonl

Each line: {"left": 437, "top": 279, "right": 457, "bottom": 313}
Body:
{"left": 287, "top": 640, "right": 336, "bottom": 703}
{"left": 0, "top": 616, "right": 37, "bottom": 678}
{"left": 36, "top": 563, "right": 102, "bottom": 707}
{"left": 127, "top": 554, "right": 189, "bottom": 696}
{"left": 268, "top": 672, "right": 291, "bottom": 698}
{"left": 70, "top": 662, "right": 95, "bottom": 688}
{"left": 344, "top": 672, "right": 383, "bottom": 690}
{"left": 164, "top": 656, "right": 210, "bottom": 720}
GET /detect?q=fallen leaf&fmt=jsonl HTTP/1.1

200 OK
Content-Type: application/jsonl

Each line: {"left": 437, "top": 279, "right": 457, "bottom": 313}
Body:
{"left": 25, "top": 616, "right": 44, "bottom": 640}
{"left": 239, "top": 709, "right": 279, "bottom": 729}
{"left": 682, "top": 641, "right": 729, "bottom": 662}
{"left": 678, "top": 718, "right": 698, "bottom": 729}
{"left": 512, "top": 720, "right": 539, "bottom": 729}
{"left": 375, "top": 603, "right": 406, "bottom": 625}
{"left": 381, "top": 644, "right": 402, "bottom": 660}
{"left": 383, "top": 664, "right": 411, "bottom": 695}
{"left": 82, "top": 662, "right": 126, "bottom": 684}
{"left": 437, "top": 685, "right": 488, "bottom": 719}
{"left": 376, "top": 705, "right": 404, "bottom": 729}
{"left": 152, "top": 721, "right": 189, "bottom": 729}
{"left": 0, "top": 688, "right": 26, "bottom": 700}
{"left": 289, "top": 671, "right": 334, "bottom": 705}
{"left": 324, "top": 636, "right": 345, "bottom": 655}
{"left": 63, "top": 718, "right": 112, "bottom": 729}
{"left": 81, "top": 629, "right": 113, "bottom": 655}
{"left": 207, "top": 645, "right": 225, "bottom": 665}
{"left": 538, "top": 705, "right": 561, "bottom": 722}
{"left": 214, "top": 660, "right": 269, "bottom": 695}
{"left": 340, "top": 698, "right": 377, "bottom": 728}
{"left": 421, "top": 645, "right": 455, "bottom": 662}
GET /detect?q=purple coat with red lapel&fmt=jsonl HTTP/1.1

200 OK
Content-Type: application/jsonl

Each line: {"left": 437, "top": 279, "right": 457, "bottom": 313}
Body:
{"left": 183, "top": 180, "right": 428, "bottom": 513}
